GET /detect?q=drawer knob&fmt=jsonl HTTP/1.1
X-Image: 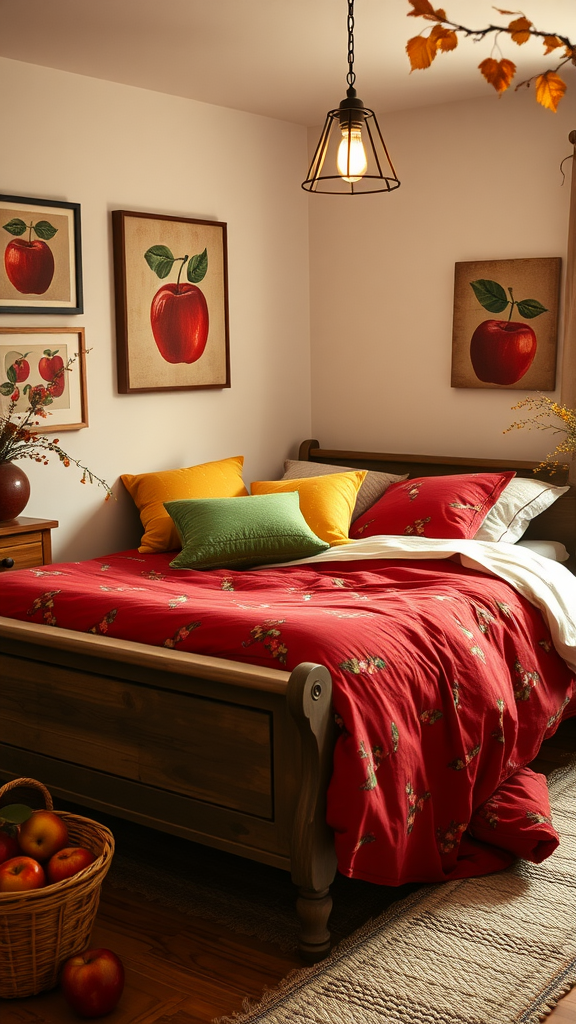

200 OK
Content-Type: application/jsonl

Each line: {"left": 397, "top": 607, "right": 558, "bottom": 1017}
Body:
{"left": 1, "top": 557, "right": 15, "bottom": 568}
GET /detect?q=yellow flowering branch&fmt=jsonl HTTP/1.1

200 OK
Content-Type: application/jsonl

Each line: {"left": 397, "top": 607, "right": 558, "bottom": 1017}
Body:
{"left": 504, "top": 394, "right": 576, "bottom": 474}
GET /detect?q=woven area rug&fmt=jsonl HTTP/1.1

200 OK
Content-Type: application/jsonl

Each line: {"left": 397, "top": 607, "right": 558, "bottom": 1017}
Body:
{"left": 211, "top": 761, "right": 576, "bottom": 1024}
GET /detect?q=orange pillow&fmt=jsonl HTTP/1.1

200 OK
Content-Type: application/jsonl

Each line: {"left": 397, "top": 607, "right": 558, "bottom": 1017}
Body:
{"left": 122, "top": 455, "right": 248, "bottom": 553}
{"left": 250, "top": 471, "right": 367, "bottom": 546}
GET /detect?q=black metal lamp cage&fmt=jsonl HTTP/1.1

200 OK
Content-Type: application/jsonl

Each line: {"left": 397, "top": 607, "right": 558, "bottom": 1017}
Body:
{"left": 302, "top": 1, "right": 401, "bottom": 196}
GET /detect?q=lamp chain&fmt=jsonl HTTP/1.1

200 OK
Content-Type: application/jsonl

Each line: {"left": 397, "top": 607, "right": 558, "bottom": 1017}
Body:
{"left": 346, "top": 0, "right": 356, "bottom": 88}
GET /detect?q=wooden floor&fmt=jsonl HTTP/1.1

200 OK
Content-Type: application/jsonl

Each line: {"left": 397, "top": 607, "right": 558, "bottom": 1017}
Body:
{"left": 2, "top": 718, "right": 576, "bottom": 1023}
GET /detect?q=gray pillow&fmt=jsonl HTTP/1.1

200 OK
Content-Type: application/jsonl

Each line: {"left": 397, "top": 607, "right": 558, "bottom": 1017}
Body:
{"left": 283, "top": 459, "right": 408, "bottom": 522}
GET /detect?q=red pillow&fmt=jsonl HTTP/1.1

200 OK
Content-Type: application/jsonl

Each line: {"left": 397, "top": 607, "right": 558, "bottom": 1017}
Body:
{"left": 349, "top": 471, "right": 516, "bottom": 541}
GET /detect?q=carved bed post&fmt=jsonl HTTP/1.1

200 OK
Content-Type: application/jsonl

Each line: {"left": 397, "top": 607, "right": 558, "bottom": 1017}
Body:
{"left": 286, "top": 662, "right": 338, "bottom": 961}
{"left": 298, "top": 438, "right": 320, "bottom": 461}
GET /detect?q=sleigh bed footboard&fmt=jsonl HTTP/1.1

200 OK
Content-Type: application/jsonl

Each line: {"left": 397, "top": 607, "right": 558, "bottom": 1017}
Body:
{"left": 0, "top": 618, "right": 338, "bottom": 959}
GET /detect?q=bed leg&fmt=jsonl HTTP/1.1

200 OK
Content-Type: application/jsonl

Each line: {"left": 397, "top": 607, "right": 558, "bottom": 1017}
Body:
{"left": 287, "top": 662, "right": 338, "bottom": 962}
{"left": 296, "top": 885, "right": 333, "bottom": 962}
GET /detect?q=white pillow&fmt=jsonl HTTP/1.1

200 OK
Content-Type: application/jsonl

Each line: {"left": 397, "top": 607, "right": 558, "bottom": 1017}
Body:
{"left": 474, "top": 477, "right": 569, "bottom": 544}
{"left": 516, "top": 539, "right": 570, "bottom": 562}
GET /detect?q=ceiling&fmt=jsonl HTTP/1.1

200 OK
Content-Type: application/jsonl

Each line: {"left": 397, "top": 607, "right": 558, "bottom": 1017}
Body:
{"left": 0, "top": 0, "right": 574, "bottom": 126}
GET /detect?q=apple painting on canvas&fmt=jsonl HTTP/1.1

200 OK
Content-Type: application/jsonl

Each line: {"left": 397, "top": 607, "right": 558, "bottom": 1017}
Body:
{"left": 113, "top": 210, "right": 230, "bottom": 394}
{"left": 450, "top": 256, "right": 561, "bottom": 390}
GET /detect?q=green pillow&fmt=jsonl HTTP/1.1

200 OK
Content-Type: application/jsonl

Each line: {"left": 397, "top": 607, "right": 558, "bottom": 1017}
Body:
{"left": 164, "top": 491, "right": 330, "bottom": 570}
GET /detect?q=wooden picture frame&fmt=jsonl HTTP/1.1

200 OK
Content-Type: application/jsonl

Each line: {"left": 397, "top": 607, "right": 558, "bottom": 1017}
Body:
{"left": 112, "top": 210, "right": 230, "bottom": 393}
{"left": 451, "top": 256, "right": 561, "bottom": 390}
{"left": 0, "top": 195, "right": 83, "bottom": 315}
{"left": 0, "top": 327, "right": 88, "bottom": 433}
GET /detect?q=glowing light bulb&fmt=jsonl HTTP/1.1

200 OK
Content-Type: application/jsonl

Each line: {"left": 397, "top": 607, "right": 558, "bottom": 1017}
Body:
{"left": 336, "top": 127, "right": 368, "bottom": 182}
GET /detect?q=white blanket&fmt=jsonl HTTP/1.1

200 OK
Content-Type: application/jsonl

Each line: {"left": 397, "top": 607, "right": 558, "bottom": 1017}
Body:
{"left": 270, "top": 536, "right": 576, "bottom": 673}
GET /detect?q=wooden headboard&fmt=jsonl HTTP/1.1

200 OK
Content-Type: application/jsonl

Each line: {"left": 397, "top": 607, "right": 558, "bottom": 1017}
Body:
{"left": 298, "top": 439, "right": 576, "bottom": 566}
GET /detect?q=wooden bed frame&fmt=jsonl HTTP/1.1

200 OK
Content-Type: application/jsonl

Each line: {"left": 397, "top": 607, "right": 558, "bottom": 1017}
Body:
{"left": 1, "top": 441, "right": 574, "bottom": 960}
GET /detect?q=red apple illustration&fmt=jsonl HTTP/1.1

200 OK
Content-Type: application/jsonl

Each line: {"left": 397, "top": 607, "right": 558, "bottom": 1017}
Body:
{"left": 470, "top": 320, "right": 537, "bottom": 385}
{"left": 38, "top": 349, "right": 66, "bottom": 397}
{"left": 468, "top": 279, "right": 547, "bottom": 386}
{"left": 151, "top": 284, "right": 209, "bottom": 364}
{"left": 145, "top": 245, "right": 209, "bottom": 364}
{"left": 3, "top": 217, "right": 58, "bottom": 295}
{"left": 6, "top": 351, "right": 31, "bottom": 382}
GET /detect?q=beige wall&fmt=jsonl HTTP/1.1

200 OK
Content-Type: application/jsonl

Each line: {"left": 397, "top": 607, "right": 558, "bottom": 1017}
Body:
{"left": 3, "top": 56, "right": 575, "bottom": 562}
{"left": 308, "top": 89, "right": 575, "bottom": 463}
{"left": 0, "top": 57, "right": 312, "bottom": 559}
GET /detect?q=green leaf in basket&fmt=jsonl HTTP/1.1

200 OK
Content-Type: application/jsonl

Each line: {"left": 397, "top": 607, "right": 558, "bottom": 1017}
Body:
{"left": 0, "top": 803, "right": 34, "bottom": 824}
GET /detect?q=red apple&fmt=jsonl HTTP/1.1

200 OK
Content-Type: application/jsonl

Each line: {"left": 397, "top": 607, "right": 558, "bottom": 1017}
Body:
{"left": 61, "top": 948, "right": 125, "bottom": 1018}
{"left": 470, "top": 319, "right": 537, "bottom": 385}
{"left": 46, "top": 846, "right": 96, "bottom": 885}
{"left": 0, "top": 830, "right": 20, "bottom": 864}
{"left": 48, "top": 375, "right": 66, "bottom": 398}
{"left": 4, "top": 238, "right": 55, "bottom": 294}
{"left": 0, "top": 855, "right": 46, "bottom": 892}
{"left": 11, "top": 353, "right": 31, "bottom": 382}
{"left": 27, "top": 383, "right": 50, "bottom": 406}
{"left": 150, "top": 283, "right": 209, "bottom": 364}
{"left": 39, "top": 350, "right": 66, "bottom": 397}
{"left": 18, "top": 809, "right": 69, "bottom": 862}
{"left": 39, "top": 350, "right": 63, "bottom": 382}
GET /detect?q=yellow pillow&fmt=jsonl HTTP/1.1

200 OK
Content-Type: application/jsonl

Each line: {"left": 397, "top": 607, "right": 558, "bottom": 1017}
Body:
{"left": 250, "top": 471, "right": 367, "bottom": 546}
{"left": 122, "top": 456, "right": 248, "bottom": 553}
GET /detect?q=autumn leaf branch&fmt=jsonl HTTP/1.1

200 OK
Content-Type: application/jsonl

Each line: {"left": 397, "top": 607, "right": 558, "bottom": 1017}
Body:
{"left": 406, "top": 1, "right": 575, "bottom": 111}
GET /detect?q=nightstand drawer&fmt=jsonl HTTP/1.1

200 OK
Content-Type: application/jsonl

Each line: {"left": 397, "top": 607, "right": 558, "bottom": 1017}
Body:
{"left": 0, "top": 518, "right": 58, "bottom": 572}
{"left": 0, "top": 532, "right": 44, "bottom": 571}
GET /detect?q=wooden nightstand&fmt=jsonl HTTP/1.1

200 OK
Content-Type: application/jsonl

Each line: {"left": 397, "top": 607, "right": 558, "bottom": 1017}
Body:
{"left": 0, "top": 517, "right": 59, "bottom": 572}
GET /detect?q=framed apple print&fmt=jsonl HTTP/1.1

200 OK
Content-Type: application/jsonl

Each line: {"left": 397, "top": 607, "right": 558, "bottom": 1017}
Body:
{"left": 0, "top": 194, "right": 83, "bottom": 314}
{"left": 112, "top": 210, "right": 230, "bottom": 393}
{"left": 0, "top": 327, "right": 88, "bottom": 432}
{"left": 450, "top": 257, "right": 561, "bottom": 390}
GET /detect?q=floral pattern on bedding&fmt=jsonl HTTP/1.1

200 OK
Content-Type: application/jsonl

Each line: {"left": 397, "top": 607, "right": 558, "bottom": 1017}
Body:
{"left": 1, "top": 548, "right": 573, "bottom": 886}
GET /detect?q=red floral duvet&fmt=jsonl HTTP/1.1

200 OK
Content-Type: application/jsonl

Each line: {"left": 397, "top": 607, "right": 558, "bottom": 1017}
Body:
{"left": 1, "top": 540, "right": 575, "bottom": 886}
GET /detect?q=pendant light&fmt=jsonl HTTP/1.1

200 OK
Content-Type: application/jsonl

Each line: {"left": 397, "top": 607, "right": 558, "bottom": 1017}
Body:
{"left": 302, "top": 0, "right": 400, "bottom": 195}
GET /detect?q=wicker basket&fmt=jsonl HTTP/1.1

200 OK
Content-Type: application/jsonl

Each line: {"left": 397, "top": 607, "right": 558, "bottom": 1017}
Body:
{"left": 0, "top": 777, "right": 114, "bottom": 999}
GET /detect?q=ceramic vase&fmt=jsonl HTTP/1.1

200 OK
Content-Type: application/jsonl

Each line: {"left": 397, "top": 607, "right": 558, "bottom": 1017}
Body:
{"left": 0, "top": 461, "right": 31, "bottom": 521}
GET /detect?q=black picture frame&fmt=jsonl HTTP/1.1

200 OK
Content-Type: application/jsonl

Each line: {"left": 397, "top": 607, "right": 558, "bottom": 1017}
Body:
{"left": 0, "top": 194, "right": 83, "bottom": 315}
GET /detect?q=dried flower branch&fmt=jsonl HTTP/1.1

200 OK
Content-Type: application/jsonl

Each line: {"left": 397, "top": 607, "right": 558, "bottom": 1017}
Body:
{"left": 0, "top": 352, "right": 113, "bottom": 498}
{"left": 504, "top": 394, "right": 576, "bottom": 474}
{"left": 406, "top": 2, "right": 575, "bottom": 112}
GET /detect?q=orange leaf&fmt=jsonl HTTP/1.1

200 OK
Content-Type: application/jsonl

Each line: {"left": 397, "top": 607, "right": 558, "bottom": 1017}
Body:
{"left": 543, "top": 35, "right": 565, "bottom": 54}
{"left": 406, "top": 34, "right": 438, "bottom": 70}
{"left": 430, "top": 25, "right": 458, "bottom": 52}
{"left": 535, "top": 71, "right": 567, "bottom": 112}
{"left": 493, "top": 8, "right": 518, "bottom": 13}
{"left": 479, "top": 57, "right": 516, "bottom": 93}
{"left": 508, "top": 16, "right": 532, "bottom": 44}
{"left": 407, "top": 0, "right": 438, "bottom": 18}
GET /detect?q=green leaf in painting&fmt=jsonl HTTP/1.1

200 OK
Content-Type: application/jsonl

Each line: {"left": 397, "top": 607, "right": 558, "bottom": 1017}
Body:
{"left": 187, "top": 248, "right": 208, "bottom": 283}
{"left": 470, "top": 279, "right": 509, "bottom": 313}
{"left": 144, "top": 245, "right": 175, "bottom": 279}
{"left": 0, "top": 803, "right": 34, "bottom": 824}
{"left": 516, "top": 298, "right": 548, "bottom": 319}
{"left": 0, "top": 381, "right": 15, "bottom": 396}
{"left": 33, "top": 220, "right": 58, "bottom": 240}
{"left": 6, "top": 364, "right": 16, "bottom": 385}
{"left": 3, "top": 218, "right": 27, "bottom": 236}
